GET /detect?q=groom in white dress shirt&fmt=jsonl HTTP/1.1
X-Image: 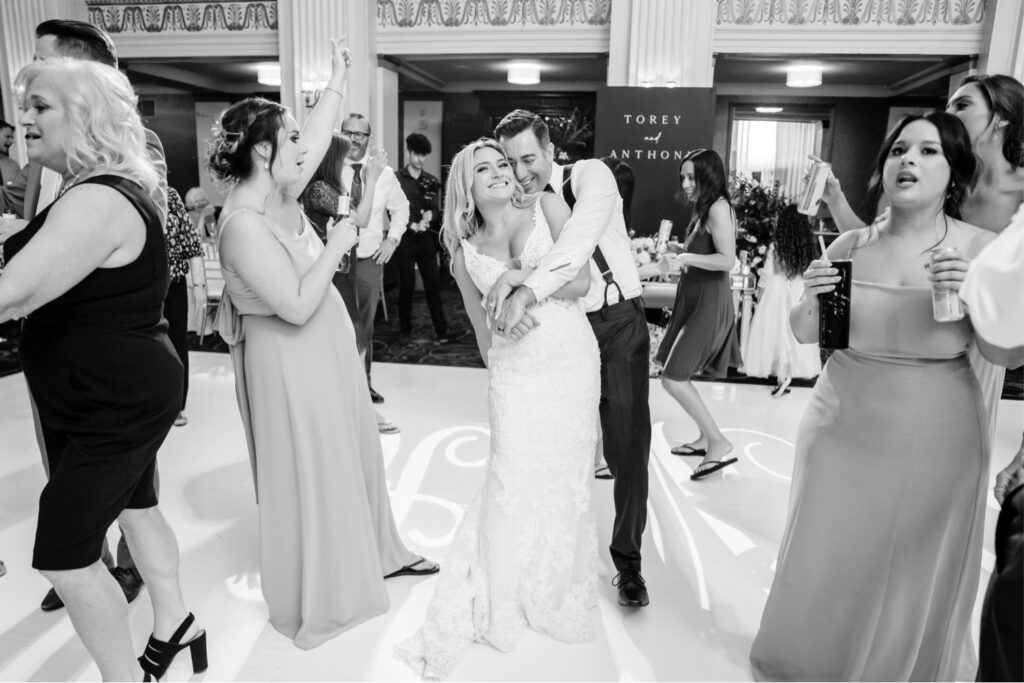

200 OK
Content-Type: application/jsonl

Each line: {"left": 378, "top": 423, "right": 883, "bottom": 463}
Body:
{"left": 492, "top": 110, "right": 652, "bottom": 608}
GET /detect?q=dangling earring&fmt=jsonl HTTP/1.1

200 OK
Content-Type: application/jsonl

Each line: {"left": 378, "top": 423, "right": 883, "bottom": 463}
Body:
{"left": 264, "top": 160, "right": 270, "bottom": 170}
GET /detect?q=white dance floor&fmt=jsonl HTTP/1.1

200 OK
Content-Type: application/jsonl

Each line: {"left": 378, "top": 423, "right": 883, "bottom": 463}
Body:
{"left": 0, "top": 352, "right": 1021, "bottom": 681}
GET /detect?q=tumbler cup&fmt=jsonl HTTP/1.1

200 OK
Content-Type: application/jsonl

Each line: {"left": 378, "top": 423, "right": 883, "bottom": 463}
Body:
{"left": 818, "top": 259, "right": 852, "bottom": 349}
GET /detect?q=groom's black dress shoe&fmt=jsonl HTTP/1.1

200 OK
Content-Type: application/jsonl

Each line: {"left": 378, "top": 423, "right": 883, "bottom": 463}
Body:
{"left": 369, "top": 386, "right": 384, "bottom": 404}
{"left": 613, "top": 571, "right": 649, "bottom": 607}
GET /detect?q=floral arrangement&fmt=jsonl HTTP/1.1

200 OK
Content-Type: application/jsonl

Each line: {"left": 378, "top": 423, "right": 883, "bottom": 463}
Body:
{"left": 630, "top": 235, "right": 659, "bottom": 267}
{"left": 729, "top": 172, "right": 788, "bottom": 287}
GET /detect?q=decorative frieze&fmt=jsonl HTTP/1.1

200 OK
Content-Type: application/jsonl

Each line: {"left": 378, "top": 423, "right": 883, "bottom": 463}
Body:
{"left": 715, "top": 0, "right": 986, "bottom": 27}
{"left": 377, "top": 0, "right": 611, "bottom": 28}
{"left": 85, "top": 0, "right": 278, "bottom": 33}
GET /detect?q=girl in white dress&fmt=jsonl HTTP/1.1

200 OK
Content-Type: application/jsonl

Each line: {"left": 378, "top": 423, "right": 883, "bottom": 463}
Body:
{"left": 743, "top": 204, "right": 822, "bottom": 395}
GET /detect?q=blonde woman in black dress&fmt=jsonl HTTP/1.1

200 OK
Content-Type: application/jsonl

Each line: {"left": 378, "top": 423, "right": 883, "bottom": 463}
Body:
{"left": 657, "top": 149, "right": 742, "bottom": 480}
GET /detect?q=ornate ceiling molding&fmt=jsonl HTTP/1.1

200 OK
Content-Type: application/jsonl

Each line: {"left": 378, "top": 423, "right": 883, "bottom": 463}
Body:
{"left": 715, "top": 0, "right": 986, "bottom": 27}
{"left": 86, "top": 0, "right": 277, "bottom": 33}
{"left": 377, "top": 0, "right": 611, "bottom": 28}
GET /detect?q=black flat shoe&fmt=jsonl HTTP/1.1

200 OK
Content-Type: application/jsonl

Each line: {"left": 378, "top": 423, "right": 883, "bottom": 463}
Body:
{"left": 139, "top": 612, "right": 207, "bottom": 681}
{"left": 369, "top": 386, "right": 385, "bottom": 404}
{"left": 613, "top": 571, "right": 649, "bottom": 607}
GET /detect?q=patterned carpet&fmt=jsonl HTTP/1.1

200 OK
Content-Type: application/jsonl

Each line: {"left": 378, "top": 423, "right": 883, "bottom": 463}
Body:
{"left": 0, "top": 286, "right": 1020, "bottom": 399}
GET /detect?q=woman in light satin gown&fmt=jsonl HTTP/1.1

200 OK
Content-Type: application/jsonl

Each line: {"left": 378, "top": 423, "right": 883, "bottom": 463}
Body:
{"left": 750, "top": 112, "right": 995, "bottom": 680}
{"left": 209, "top": 42, "right": 433, "bottom": 650}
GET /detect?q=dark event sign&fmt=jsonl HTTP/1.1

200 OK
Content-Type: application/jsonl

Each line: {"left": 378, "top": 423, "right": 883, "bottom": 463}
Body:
{"left": 594, "top": 86, "right": 716, "bottom": 238}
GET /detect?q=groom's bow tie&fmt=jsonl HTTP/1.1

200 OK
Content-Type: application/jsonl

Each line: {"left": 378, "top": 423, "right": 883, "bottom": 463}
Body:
{"left": 542, "top": 183, "right": 555, "bottom": 193}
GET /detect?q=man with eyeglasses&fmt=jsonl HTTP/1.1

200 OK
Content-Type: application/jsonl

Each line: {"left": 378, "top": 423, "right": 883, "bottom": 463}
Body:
{"left": 339, "top": 114, "right": 410, "bottom": 404}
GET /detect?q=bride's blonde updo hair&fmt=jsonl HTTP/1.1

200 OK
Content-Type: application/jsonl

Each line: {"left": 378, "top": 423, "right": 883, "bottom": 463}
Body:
{"left": 441, "top": 137, "right": 526, "bottom": 264}
{"left": 15, "top": 58, "right": 159, "bottom": 198}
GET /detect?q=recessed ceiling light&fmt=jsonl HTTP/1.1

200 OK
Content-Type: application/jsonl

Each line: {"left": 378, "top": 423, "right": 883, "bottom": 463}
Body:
{"left": 756, "top": 106, "right": 784, "bottom": 113}
{"left": 664, "top": 80, "right": 678, "bottom": 88}
{"left": 640, "top": 80, "right": 653, "bottom": 87}
{"left": 786, "top": 65, "right": 822, "bottom": 88}
{"left": 508, "top": 63, "right": 540, "bottom": 85}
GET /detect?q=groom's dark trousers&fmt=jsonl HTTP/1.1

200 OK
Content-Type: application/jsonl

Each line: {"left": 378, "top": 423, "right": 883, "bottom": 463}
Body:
{"left": 587, "top": 297, "right": 651, "bottom": 574}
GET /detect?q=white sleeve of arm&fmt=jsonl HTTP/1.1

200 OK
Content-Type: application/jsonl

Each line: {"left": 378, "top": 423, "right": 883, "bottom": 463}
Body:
{"left": 522, "top": 159, "right": 617, "bottom": 302}
{"left": 960, "top": 216, "right": 1024, "bottom": 349}
{"left": 383, "top": 169, "right": 410, "bottom": 243}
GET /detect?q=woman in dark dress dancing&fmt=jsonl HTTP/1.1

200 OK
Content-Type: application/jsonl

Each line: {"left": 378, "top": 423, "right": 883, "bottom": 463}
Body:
{"left": 656, "top": 149, "right": 742, "bottom": 480}
{"left": 0, "top": 59, "right": 204, "bottom": 681}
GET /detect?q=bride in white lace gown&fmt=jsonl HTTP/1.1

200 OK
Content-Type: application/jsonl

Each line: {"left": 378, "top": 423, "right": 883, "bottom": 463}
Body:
{"left": 396, "top": 140, "right": 601, "bottom": 679}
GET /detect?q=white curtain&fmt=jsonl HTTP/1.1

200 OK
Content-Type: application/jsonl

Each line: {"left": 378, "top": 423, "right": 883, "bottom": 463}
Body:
{"left": 732, "top": 119, "right": 822, "bottom": 200}
{"left": 773, "top": 121, "right": 822, "bottom": 202}
{"left": 731, "top": 120, "right": 778, "bottom": 186}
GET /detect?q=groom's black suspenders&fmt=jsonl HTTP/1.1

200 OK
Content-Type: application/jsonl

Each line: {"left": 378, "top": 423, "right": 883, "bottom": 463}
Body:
{"left": 559, "top": 164, "right": 624, "bottom": 309}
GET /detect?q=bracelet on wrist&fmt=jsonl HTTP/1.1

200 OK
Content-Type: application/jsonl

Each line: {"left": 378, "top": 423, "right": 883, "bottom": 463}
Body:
{"left": 194, "top": 283, "right": 207, "bottom": 288}
{"left": 323, "top": 86, "right": 343, "bottom": 97}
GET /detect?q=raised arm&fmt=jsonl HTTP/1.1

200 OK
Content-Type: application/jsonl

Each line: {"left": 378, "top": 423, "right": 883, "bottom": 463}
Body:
{"left": 806, "top": 155, "right": 868, "bottom": 233}
{"left": 219, "top": 208, "right": 357, "bottom": 325}
{"left": 452, "top": 247, "right": 491, "bottom": 364}
{"left": 286, "top": 39, "right": 350, "bottom": 198}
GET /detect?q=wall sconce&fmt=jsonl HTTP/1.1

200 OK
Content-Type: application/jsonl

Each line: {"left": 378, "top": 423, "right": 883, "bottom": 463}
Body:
{"left": 507, "top": 63, "right": 540, "bottom": 85}
{"left": 302, "top": 80, "right": 328, "bottom": 108}
{"left": 786, "top": 64, "right": 822, "bottom": 88}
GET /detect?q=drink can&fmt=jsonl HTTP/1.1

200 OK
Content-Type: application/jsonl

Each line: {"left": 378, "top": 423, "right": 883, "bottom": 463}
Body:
{"left": 929, "top": 248, "right": 965, "bottom": 322}
{"left": 798, "top": 161, "right": 830, "bottom": 216}
{"left": 656, "top": 219, "right": 673, "bottom": 252}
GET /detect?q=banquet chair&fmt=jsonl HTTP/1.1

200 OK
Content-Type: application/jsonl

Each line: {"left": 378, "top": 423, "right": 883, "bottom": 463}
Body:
{"left": 198, "top": 243, "right": 224, "bottom": 344}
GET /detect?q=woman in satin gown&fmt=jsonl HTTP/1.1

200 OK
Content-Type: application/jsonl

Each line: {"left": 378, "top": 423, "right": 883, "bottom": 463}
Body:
{"left": 750, "top": 113, "right": 995, "bottom": 680}
{"left": 822, "top": 74, "right": 1024, "bottom": 479}
{"left": 209, "top": 43, "right": 433, "bottom": 650}
{"left": 396, "top": 139, "right": 601, "bottom": 679}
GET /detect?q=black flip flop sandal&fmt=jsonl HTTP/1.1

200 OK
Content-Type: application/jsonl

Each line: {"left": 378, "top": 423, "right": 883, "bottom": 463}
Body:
{"left": 384, "top": 557, "right": 440, "bottom": 579}
{"left": 690, "top": 457, "right": 738, "bottom": 481}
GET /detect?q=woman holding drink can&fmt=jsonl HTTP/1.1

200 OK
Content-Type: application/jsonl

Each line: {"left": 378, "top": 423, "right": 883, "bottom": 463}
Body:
{"left": 815, "top": 74, "right": 1023, "bottom": 480}
{"left": 750, "top": 112, "right": 995, "bottom": 680}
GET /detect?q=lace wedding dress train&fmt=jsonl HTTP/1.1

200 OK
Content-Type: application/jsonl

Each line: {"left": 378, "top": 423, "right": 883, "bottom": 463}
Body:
{"left": 396, "top": 206, "right": 601, "bottom": 679}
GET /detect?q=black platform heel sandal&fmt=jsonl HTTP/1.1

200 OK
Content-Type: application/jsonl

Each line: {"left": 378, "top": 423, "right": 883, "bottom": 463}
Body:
{"left": 138, "top": 612, "right": 207, "bottom": 681}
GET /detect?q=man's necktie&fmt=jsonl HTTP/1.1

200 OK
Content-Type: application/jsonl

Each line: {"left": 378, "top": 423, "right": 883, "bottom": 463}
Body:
{"left": 350, "top": 163, "right": 364, "bottom": 208}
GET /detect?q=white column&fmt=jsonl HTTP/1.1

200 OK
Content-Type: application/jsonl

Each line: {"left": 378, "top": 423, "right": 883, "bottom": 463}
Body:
{"left": 375, "top": 66, "right": 399, "bottom": 160}
{"left": 607, "top": 0, "right": 716, "bottom": 87}
{"left": 276, "top": 0, "right": 376, "bottom": 128}
{"left": 978, "top": 0, "right": 1024, "bottom": 80}
{"left": 0, "top": 0, "right": 88, "bottom": 163}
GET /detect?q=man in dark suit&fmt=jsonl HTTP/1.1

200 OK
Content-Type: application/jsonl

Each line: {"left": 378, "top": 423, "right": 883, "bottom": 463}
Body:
{"left": 0, "top": 18, "right": 168, "bottom": 613}
{"left": 395, "top": 132, "right": 459, "bottom": 340}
